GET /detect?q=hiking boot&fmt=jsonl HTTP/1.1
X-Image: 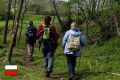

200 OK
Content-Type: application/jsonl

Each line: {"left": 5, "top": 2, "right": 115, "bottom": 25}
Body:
{"left": 69, "top": 75, "right": 74, "bottom": 80}
{"left": 45, "top": 71, "right": 50, "bottom": 77}
{"left": 49, "top": 70, "right": 52, "bottom": 73}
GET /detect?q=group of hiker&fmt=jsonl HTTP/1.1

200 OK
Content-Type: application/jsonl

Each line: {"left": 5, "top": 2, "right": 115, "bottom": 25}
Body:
{"left": 25, "top": 16, "right": 86, "bottom": 80}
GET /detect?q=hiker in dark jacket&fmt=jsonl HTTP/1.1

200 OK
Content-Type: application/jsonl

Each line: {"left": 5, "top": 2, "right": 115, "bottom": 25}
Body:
{"left": 25, "top": 21, "right": 37, "bottom": 61}
{"left": 36, "top": 16, "right": 59, "bottom": 77}
{"left": 62, "top": 21, "right": 86, "bottom": 80}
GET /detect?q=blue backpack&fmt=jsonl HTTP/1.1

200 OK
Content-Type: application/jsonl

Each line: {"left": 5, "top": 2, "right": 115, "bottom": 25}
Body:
{"left": 26, "top": 26, "right": 36, "bottom": 43}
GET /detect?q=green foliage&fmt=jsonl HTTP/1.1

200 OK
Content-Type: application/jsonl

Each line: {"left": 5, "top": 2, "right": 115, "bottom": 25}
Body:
{"left": 80, "top": 37, "right": 120, "bottom": 80}
{"left": 0, "top": 4, "right": 7, "bottom": 20}
{"left": 87, "top": 22, "right": 100, "bottom": 37}
{"left": 113, "top": 4, "right": 120, "bottom": 27}
{"left": 86, "top": 37, "right": 120, "bottom": 56}
{"left": 0, "top": 0, "right": 14, "bottom": 21}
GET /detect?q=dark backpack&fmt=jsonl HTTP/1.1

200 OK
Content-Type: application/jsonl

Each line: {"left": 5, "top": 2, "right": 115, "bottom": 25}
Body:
{"left": 27, "top": 26, "right": 36, "bottom": 42}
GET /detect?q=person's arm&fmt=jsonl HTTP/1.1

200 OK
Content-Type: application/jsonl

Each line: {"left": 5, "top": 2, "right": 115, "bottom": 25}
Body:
{"left": 62, "top": 31, "right": 69, "bottom": 49}
{"left": 34, "top": 26, "right": 37, "bottom": 33}
{"left": 51, "top": 25, "right": 60, "bottom": 41}
{"left": 36, "top": 24, "right": 43, "bottom": 39}
{"left": 80, "top": 34, "right": 86, "bottom": 46}
{"left": 34, "top": 27, "right": 37, "bottom": 39}
{"left": 25, "top": 28, "right": 28, "bottom": 37}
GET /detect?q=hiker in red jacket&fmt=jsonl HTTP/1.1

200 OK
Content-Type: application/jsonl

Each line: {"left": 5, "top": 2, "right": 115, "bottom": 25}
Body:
{"left": 36, "top": 16, "right": 59, "bottom": 77}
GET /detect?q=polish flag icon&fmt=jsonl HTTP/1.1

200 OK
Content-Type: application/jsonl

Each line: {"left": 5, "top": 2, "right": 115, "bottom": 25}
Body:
{"left": 5, "top": 65, "right": 18, "bottom": 76}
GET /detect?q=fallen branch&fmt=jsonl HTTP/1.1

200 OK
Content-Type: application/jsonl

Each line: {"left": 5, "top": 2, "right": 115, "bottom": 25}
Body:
{"left": 106, "top": 72, "right": 120, "bottom": 76}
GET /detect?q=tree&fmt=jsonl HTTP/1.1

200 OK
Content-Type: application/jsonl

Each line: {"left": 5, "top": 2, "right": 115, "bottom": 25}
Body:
{"left": 18, "top": 0, "right": 29, "bottom": 45}
{"left": 3, "top": 0, "right": 12, "bottom": 44}
{"left": 4, "top": 0, "right": 24, "bottom": 64}
{"left": 51, "top": 0, "right": 63, "bottom": 29}
{"left": 11, "top": 0, "right": 17, "bottom": 33}
{"left": 0, "top": 0, "right": 8, "bottom": 20}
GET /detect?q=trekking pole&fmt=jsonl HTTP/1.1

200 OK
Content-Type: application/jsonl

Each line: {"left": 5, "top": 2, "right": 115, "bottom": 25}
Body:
{"left": 77, "top": 46, "right": 82, "bottom": 74}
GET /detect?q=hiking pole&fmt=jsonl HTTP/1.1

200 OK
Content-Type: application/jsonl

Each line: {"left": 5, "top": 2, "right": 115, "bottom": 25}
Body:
{"left": 77, "top": 46, "right": 82, "bottom": 75}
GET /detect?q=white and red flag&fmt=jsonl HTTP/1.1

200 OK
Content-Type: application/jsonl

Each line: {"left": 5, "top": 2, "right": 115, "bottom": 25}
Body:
{"left": 5, "top": 65, "right": 18, "bottom": 76}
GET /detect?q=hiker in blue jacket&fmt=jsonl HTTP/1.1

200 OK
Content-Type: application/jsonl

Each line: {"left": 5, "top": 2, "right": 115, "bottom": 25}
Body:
{"left": 62, "top": 21, "right": 86, "bottom": 80}
{"left": 25, "top": 21, "right": 37, "bottom": 61}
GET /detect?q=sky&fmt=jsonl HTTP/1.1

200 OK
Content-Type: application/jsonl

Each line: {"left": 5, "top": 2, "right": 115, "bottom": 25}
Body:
{"left": 60, "top": 0, "right": 68, "bottom": 2}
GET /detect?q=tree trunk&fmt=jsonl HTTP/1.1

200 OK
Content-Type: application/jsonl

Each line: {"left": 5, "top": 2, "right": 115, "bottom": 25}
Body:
{"left": 77, "top": 2, "right": 80, "bottom": 24}
{"left": 113, "top": 14, "right": 120, "bottom": 36}
{"left": 52, "top": 0, "right": 63, "bottom": 28}
{"left": 78, "top": 5, "right": 93, "bottom": 44}
{"left": 4, "top": 0, "right": 24, "bottom": 64}
{"left": 63, "top": 2, "right": 72, "bottom": 21}
{"left": 3, "top": 0, "right": 12, "bottom": 44}
{"left": 96, "top": 0, "right": 100, "bottom": 14}
{"left": 11, "top": 0, "right": 17, "bottom": 34}
{"left": 18, "top": 0, "right": 29, "bottom": 45}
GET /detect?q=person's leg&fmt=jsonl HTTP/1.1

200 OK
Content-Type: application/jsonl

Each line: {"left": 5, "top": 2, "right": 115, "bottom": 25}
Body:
{"left": 66, "top": 55, "right": 73, "bottom": 76}
{"left": 66, "top": 54, "right": 76, "bottom": 79}
{"left": 29, "top": 43, "right": 34, "bottom": 61}
{"left": 31, "top": 43, "right": 34, "bottom": 56}
{"left": 47, "top": 51, "right": 54, "bottom": 73}
{"left": 43, "top": 41, "right": 55, "bottom": 77}
{"left": 72, "top": 55, "right": 77, "bottom": 76}
{"left": 27, "top": 44, "right": 31, "bottom": 61}
{"left": 42, "top": 47, "right": 48, "bottom": 71}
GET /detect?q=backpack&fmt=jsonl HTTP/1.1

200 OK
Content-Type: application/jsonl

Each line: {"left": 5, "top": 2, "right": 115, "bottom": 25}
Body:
{"left": 42, "top": 25, "right": 51, "bottom": 40}
{"left": 67, "top": 34, "right": 80, "bottom": 51}
{"left": 27, "top": 27, "right": 36, "bottom": 41}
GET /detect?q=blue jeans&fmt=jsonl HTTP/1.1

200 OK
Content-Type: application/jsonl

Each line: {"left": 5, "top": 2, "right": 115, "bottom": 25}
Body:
{"left": 66, "top": 54, "right": 77, "bottom": 77}
{"left": 26, "top": 43, "right": 34, "bottom": 60}
{"left": 42, "top": 41, "right": 55, "bottom": 73}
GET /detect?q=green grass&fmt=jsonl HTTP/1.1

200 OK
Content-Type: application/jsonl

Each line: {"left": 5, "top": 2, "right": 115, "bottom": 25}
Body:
{"left": 80, "top": 36, "right": 120, "bottom": 80}
{"left": 0, "top": 36, "right": 120, "bottom": 80}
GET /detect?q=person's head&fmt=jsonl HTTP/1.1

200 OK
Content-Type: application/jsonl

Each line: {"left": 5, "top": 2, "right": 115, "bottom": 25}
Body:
{"left": 71, "top": 21, "right": 77, "bottom": 28}
{"left": 29, "top": 21, "right": 33, "bottom": 26}
{"left": 44, "top": 16, "right": 51, "bottom": 25}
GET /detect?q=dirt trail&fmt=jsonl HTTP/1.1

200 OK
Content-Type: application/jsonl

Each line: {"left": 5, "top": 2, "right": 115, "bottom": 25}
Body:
{"left": 19, "top": 48, "right": 83, "bottom": 80}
